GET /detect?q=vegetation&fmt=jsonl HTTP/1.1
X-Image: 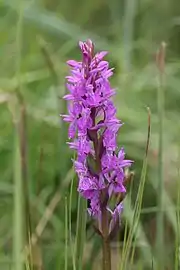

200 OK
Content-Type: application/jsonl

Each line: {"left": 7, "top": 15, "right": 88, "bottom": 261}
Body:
{"left": 1, "top": 0, "right": 180, "bottom": 269}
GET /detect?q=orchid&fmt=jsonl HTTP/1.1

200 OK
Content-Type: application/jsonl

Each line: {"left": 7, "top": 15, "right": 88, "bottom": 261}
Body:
{"left": 62, "top": 39, "right": 133, "bottom": 270}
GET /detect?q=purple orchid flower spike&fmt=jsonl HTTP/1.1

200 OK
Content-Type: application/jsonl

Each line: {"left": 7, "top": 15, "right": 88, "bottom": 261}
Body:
{"left": 62, "top": 39, "right": 133, "bottom": 270}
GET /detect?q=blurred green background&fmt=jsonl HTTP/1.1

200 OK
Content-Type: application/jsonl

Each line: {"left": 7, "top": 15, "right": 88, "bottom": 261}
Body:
{"left": 1, "top": 0, "right": 180, "bottom": 269}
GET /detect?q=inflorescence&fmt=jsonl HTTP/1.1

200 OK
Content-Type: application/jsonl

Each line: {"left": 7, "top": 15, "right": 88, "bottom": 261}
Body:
{"left": 62, "top": 39, "right": 133, "bottom": 235}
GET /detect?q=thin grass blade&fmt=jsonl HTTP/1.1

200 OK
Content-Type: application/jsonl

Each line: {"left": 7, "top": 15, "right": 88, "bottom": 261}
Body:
{"left": 75, "top": 195, "right": 87, "bottom": 270}
{"left": 121, "top": 107, "right": 151, "bottom": 268}
{"left": 69, "top": 175, "right": 76, "bottom": 270}
{"left": 156, "top": 42, "right": 166, "bottom": 269}
{"left": 13, "top": 126, "right": 24, "bottom": 270}
{"left": 65, "top": 196, "right": 68, "bottom": 270}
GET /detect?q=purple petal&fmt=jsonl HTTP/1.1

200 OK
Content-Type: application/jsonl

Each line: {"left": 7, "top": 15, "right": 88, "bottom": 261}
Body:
{"left": 109, "top": 202, "right": 123, "bottom": 234}
{"left": 68, "top": 122, "right": 76, "bottom": 139}
{"left": 94, "top": 51, "right": 108, "bottom": 61}
{"left": 67, "top": 60, "right": 81, "bottom": 68}
{"left": 63, "top": 94, "right": 74, "bottom": 100}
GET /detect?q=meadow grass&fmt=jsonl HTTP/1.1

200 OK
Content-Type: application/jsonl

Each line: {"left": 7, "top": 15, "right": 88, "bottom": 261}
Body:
{"left": 0, "top": 0, "right": 180, "bottom": 269}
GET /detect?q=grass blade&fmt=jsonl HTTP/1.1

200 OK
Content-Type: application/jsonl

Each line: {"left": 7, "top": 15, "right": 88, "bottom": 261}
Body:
{"left": 175, "top": 147, "right": 180, "bottom": 270}
{"left": 13, "top": 1, "right": 24, "bottom": 269}
{"left": 5, "top": 1, "right": 113, "bottom": 51}
{"left": 156, "top": 42, "right": 166, "bottom": 268}
{"left": 69, "top": 175, "right": 76, "bottom": 270}
{"left": 75, "top": 195, "right": 87, "bottom": 270}
{"left": 122, "top": 196, "right": 154, "bottom": 269}
{"left": 121, "top": 107, "right": 151, "bottom": 269}
{"left": 123, "top": 0, "right": 137, "bottom": 72}
{"left": 65, "top": 196, "right": 68, "bottom": 270}
{"left": 13, "top": 125, "right": 24, "bottom": 270}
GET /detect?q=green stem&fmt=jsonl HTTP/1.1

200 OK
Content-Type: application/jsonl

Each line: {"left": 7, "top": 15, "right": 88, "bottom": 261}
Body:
{"left": 101, "top": 207, "right": 111, "bottom": 270}
{"left": 102, "top": 237, "right": 111, "bottom": 270}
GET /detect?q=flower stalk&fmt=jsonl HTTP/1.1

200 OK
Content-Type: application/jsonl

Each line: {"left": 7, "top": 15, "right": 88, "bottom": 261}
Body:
{"left": 62, "top": 39, "right": 133, "bottom": 270}
{"left": 101, "top": 206, "right": 111, "bottom": 270}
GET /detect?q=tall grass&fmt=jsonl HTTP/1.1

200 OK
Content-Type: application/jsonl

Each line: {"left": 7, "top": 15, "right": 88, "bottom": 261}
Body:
{"left": 13, "top": 126, "right": 24, "bottom": 270}
{"left": 75, "top": 196, "right": 87, "bottom": 270}
{"left": 120, "top": 108, "right": 151, "bottom": 269}
{"left": 0, "top": 0, "right": 180, "bottom": 269}
{"left": 64, "top": 196, "right": 68, "bottom": 270}
{"left": 156, "top": 42, "right": 166, "bottom": 269}
{"left": 13, "top": 1, "right": 24, "bottom": 269}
